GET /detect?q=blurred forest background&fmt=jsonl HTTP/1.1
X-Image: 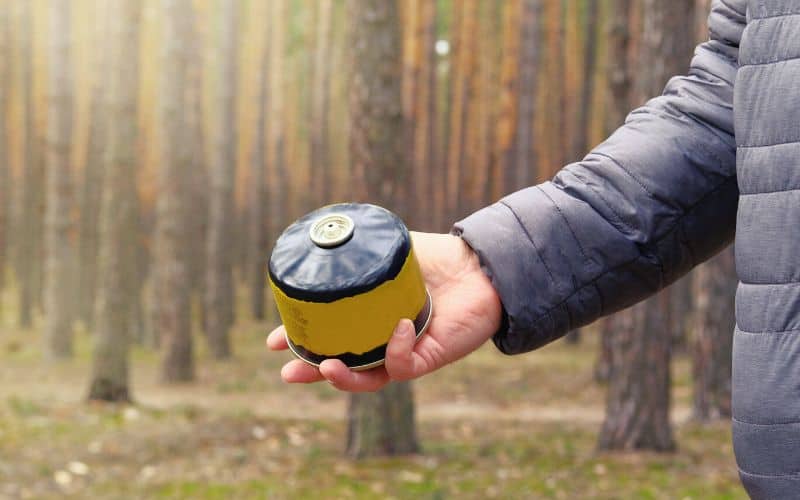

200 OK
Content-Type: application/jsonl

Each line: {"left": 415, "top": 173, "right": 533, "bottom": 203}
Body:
{"left": 0, "top": 0, "right": 745, "bottom": 498}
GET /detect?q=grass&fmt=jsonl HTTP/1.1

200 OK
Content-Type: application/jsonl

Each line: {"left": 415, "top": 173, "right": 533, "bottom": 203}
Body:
{"left": 0, "top": 286, "right": 745, "bottom": 499}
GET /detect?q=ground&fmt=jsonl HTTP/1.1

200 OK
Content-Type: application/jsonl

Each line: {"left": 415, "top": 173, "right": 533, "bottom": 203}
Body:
{"left": 0, "top": 292, "right": 745, "bottom": 499}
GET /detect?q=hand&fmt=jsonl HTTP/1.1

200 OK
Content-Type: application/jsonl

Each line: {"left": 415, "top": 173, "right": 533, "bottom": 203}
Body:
{"left": 266, "top": 231, "right": 503, "bottom": 392}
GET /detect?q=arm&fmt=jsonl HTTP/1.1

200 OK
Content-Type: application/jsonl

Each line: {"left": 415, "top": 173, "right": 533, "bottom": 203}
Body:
{"left": 454, "top": 0, "right": 746, "bottom": 354}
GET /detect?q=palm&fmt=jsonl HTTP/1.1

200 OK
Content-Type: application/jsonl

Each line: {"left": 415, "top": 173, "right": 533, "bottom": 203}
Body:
{"left": 267, "top": 232, "right": 502, "bottom": 392}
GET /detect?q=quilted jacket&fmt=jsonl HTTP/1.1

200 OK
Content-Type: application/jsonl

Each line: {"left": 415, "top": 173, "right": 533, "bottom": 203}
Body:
{"left": 454, "top": 1, "right": 800, "bottom": 497}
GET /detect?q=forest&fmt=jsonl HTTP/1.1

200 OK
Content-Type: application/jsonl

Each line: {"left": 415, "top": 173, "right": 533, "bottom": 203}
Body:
{"left": 0, "top": 0, "right": 745, "bottom": 498}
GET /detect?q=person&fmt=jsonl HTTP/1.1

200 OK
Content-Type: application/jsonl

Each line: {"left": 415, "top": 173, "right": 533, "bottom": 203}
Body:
{"left": 268, "top": 1, "right": 797, "bottom": 497}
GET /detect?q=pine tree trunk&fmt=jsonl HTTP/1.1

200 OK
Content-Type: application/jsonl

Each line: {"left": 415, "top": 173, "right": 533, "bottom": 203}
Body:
{"left": 88, "top": 0, "right": 140, "bottom": 402}
{"left": 16, "top": 1, "right": 43, "bottom": 328}
{"left": 0, "top": 4, "right": 8, "bottom": 293}
{"left": 691, "top": 247, "right": 735, "bottom": 420}
{"left": 157, "top": 0, "right": 194, "bottom": 382}
{"left": 43, "top": 0, "right": 75, "bottom": 358}
{"left": 595, "top": 0, "right": 634, "bottom": 378}
{"left": 78, "top": 1, "right": 109, "bottom": 330}
{"left": 346, "top": 0, "right": 419, "bottom": 458}
{"left": 204, "top": 0, "right": 238, "bottom": 360}
{"left": 310, "top": 0, "right": 332, "bottom": 206}
{"left": 247, "top": 4, "right": 269, "bottom": 321}
{"left": 347, "top": 383, "right": 418, "bottom": 458}
{"left": 598, "top": 295, "right": 675, "bottom": 451}
{"left": 599, "top": 0, "right": 695, "bottom": 452}
{"left": 266, "top": 0, "right": 288, "bottom": 246}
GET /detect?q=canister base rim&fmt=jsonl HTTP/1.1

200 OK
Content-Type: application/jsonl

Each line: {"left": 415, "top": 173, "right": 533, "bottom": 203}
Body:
{"left": 285, "top": 290, "right": 433, "bottom": 372}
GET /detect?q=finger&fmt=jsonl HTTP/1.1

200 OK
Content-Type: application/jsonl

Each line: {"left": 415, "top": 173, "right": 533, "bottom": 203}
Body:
{"left": 281, "top": 359, "right": 326, "bottom": 383}
{"left": 319, "top": 359, "right": 390, "bottom": 393}
{"left": 267, "top": 326, "right": 289, "bottom": 351}
{"left": 385, "top": 319, "right": 427, "bottom": 381}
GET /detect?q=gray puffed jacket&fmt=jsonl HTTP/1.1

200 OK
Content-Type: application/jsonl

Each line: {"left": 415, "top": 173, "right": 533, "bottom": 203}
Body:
{"left": 454, "top": 1, "right": 799, "bottom": 497}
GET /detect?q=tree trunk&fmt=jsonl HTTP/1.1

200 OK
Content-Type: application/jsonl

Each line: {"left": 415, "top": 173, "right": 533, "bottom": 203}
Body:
{"left": 0, "top": 4, "right": 8, "bottom": 294}
{"left": 691, "top": 247, "right": 735, "bottom": 420}
{"left": 599, "top": 0, "right": 695, "bottom": 452}
{"left": 77, "top": 0, "right": 109, "bottom": 331}
{"left": 347, "top": 383, "right": 418, "bottom": 458}
{"left": 247, "top": 4, "right": 269, "bottom": 321}
{"left": 204, "top": 0, "right": 238, "bottom": 360}
{"left": 402, "top": 0, "right": 436, "bottom": 229}
{"left": 310, "top": 0, "right": 332, "bottom": 206}
{"left": 16, "top": 1, "right": 44, "bottom": 328}
{"left": 156, "top": 0, "right": 194, "bottom": 382}
{"left": 266, "top": 0, "right": 288, "bottom": 247}
{"left": 595, "top": 0, "right": 634, "bottom": 378}
{"left": 598, "top": 295, "right": 675, "bottom": 451}
{"left": 88, "top": 0, "right": 140, "bottom": 402}
{"left": 43, "top": 0, "right": 75, "bottom": 358}
{"left": 346, "top": 0, "right": 419, "bottom": 458}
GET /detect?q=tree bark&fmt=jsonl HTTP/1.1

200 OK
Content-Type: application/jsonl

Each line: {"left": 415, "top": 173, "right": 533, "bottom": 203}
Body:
{"left": 691, "top": 247, "right": 735, "bottom": 420}
{"left": 346, "top": 0, "right": 419, "bottom": 458}
{"left": 43, "top": 0, "right": 75, "bottom": 358}
{"left": 599, "top": 0, "right": 695, "bottom": 452}
{"left": 16, "top": 1, "right": 44, "bottom": 328}
{"left": 156, "top": 0, "right": 194, "bottom": 382}
{"left": 247, "top": 3, "right": 269, "bottom": 321}
{"left": 310, "top": 0, "right": 333, "bottom": 206}
{"left": 598, "top": 295, "right": 675, "bottom": 451}
{"left": 266, "top": 0, "right": 288, "bottom": 246}
{"left": 77, "top": 0, "right": 109, "bottom": 330}
{"left": 204, "top": 0, "right": 238, "bottom": 360}
{"left": 0, "top": 4, "right": 8, "bottom": 294}
{"left": 88, "top": 0, "right": 140, "bottom": 402}
{"left": 595, "top": 0, "right": 634, "bottom": 379}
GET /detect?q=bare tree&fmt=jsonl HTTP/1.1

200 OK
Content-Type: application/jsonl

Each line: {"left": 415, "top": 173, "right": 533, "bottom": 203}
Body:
{"left": 88, "top": 0, "right": 141, "bottom": 402}
{"left": 43, "top": 0, "right": 75, "bottom": 358}
{"left": 204, "top": 0, "right": 238, "bottom": 359}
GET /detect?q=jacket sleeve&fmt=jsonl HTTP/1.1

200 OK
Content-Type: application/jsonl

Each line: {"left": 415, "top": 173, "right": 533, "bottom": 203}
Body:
{"left": 452, "top": 0, "right": 746, "bottom": 354}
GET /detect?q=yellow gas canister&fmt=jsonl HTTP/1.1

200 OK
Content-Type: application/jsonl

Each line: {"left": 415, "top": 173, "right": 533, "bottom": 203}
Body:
{"left": 268, "top": 203, "right": 432, "bottom": 370}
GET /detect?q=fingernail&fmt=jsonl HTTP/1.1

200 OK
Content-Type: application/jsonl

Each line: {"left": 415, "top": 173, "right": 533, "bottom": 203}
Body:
{"left": 397, "top": 320, "right": 413, "bottom": 336}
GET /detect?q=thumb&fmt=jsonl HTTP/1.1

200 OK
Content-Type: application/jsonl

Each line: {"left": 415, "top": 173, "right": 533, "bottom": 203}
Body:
{"left": 384, "top": 319, "right": 421, "bottom": 381}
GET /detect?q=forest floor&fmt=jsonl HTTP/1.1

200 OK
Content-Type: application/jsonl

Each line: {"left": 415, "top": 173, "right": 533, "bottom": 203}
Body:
{"left": 0, "top": 294, "right": 745, "bottom": 499}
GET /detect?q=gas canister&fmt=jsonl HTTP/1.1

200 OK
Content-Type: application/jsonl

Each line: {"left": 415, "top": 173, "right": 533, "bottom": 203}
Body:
{"left": 268, "top": 203, "right": 432, "bottom": 370}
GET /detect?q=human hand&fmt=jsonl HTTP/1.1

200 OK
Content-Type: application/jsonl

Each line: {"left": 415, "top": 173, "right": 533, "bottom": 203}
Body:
{"left": 266, "top": 231, "right": 502, "bottom": 392}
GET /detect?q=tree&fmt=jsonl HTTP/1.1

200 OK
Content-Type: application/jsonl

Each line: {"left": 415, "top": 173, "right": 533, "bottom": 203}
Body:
{"left": 15, "top": 1, "right": 44, "bottom": 328}
{"left": 245, "top": 2, "right": 269, "bottom": 321}
{"left": 43, "top": 0, "right": 75, "bottom": 358}
{"left": 310, "top": 0, "right": 333, "bottom": 206}
{"left": 77, "top": 0, "right": 109, "bottom": 330}
{"left": 598, "top": 0, "right": 695, "bottom": 452}
{"left": 402, "top": 0, "right": 436, "bottom": 230}
{"left": 691, "top": 247, "right": 735, "bottom": 420}
{"left": 88, "top": 0, "right": 141, "bottom": 402}
{"left": 156, "top": 0, "right": 194, "bottom": 382}
{"left": 595, "top": 0, "right": 634, "bottom": 381}
{"left": 490, "top": 0, "right": 541, "bottom": 200}
{"left": 0, "top": 3, "right": 8, "bottom": 294}
{"left": 346, "top": 0, "right": 418, "bottom": 458}
{"left": 266, "top": 0, "right": 288, "bottom": 245}
{"left": 204, "top": 0, "right": 238, "bottom": 359}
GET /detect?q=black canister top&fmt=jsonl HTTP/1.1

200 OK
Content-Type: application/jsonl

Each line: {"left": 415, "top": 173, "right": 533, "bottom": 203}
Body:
{"left": 268, "top": 203, "right": 411, "bottom": 303}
